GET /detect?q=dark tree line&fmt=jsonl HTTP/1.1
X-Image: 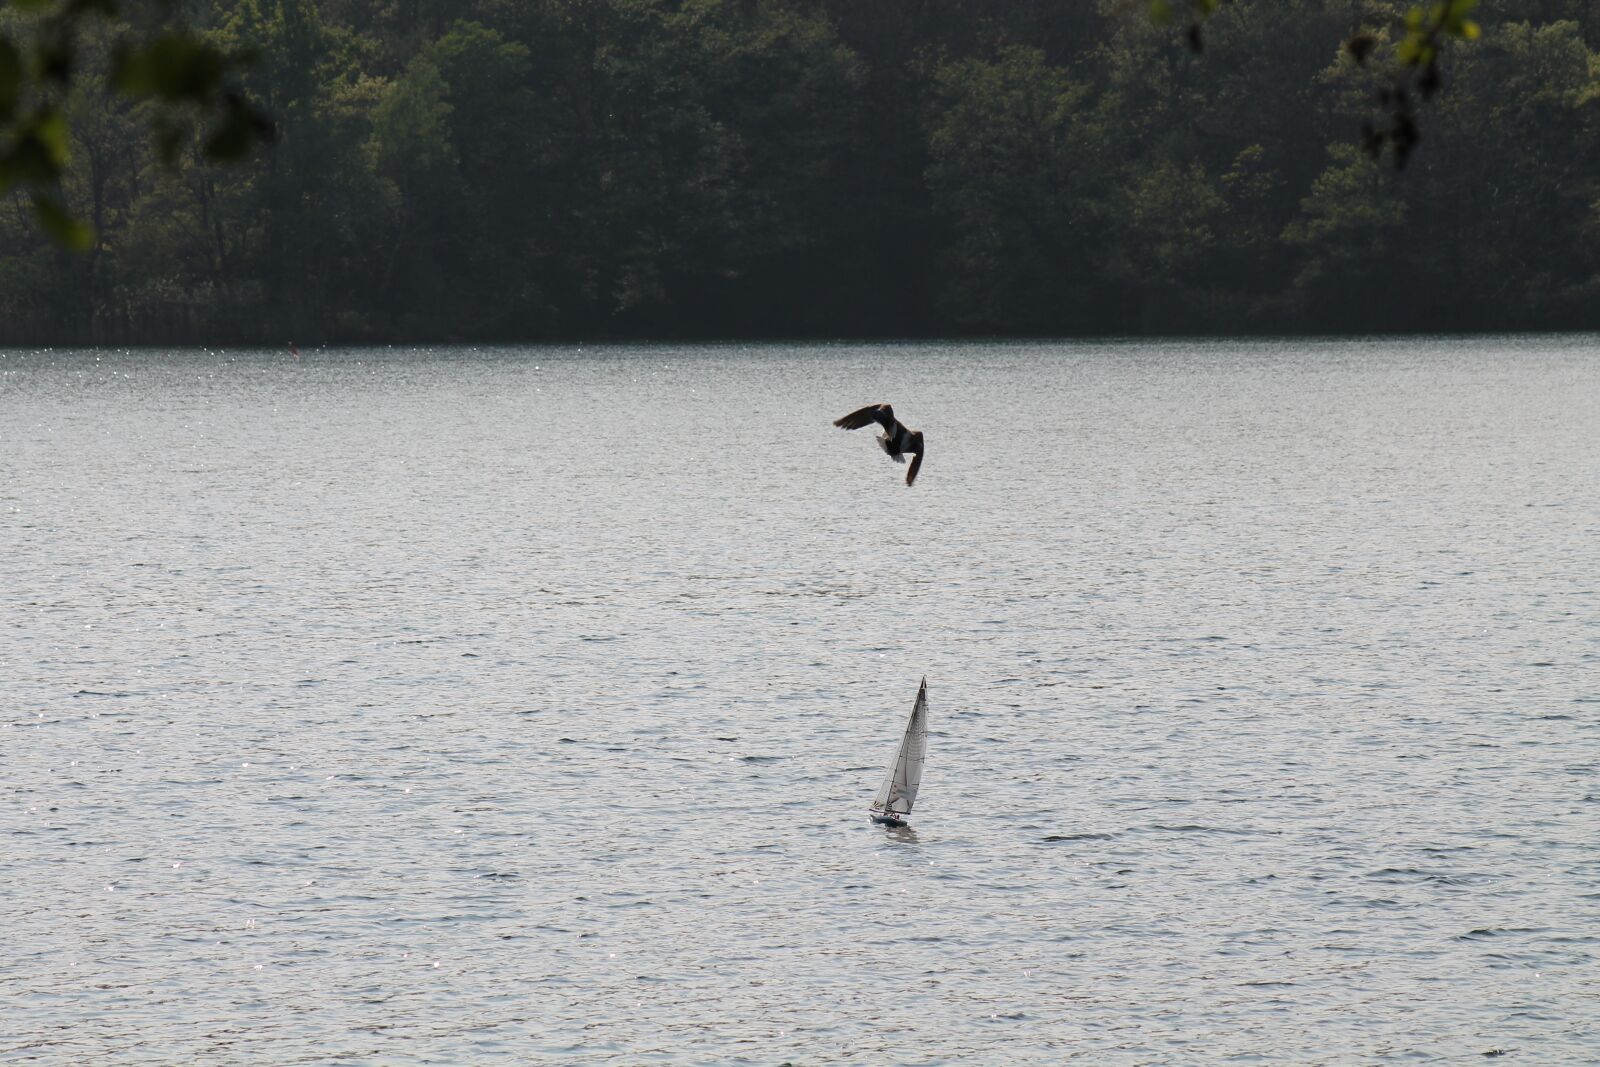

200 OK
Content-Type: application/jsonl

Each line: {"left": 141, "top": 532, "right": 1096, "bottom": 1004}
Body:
{"left": 2, "top": 0, "right": 1598, "bottom": 344}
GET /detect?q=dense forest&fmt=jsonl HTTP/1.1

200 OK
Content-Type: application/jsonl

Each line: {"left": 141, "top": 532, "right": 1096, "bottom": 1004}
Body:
{"left": 2, "top": 0, "right": 1598, "bottom": 343}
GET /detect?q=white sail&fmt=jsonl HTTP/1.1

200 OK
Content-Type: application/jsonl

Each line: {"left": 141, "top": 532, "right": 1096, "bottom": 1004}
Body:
{"left": 872, "top": 678, "right": 928, "bottom": 816}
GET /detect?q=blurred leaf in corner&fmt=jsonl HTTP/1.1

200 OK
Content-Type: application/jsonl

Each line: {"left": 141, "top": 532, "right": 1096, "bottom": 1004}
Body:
{"left": 0, "top": 2, "right": 276, "bottom": 247}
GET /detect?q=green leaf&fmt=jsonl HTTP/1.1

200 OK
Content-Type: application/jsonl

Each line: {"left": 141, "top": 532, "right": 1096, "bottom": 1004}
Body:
{"left": 1345, "top": 33, "right": 1378, "bottom": 65}
{"left": 0, "top": 116, "right": 67, "bottom": 189}
{"left": 31, "top": 194, "right": 94, "bottom": 251}
{"left": 1149, "top": 0, "right": 1175, "bottom": 27}
{"left": 39, "top": 37, "right": 72, "bottom": 84}
{"left": 204, "top": 112, "right": 253, "bottom": 161}
{"left": 114, "top": 34, "right": 225, "bottom": 102}
{"left": 0, "top": 40, "right": 20, "bottom": 122}
{"left": 202, "top": 95, "right": 274, "bottom": 161}
{"left": 34, "top": 110, "right": 72, "bottom": 168}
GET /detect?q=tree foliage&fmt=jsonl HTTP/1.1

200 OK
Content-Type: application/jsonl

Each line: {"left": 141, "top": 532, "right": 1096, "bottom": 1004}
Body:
{"left": 1, "top": 0, "right": 1597, "bottom": 343}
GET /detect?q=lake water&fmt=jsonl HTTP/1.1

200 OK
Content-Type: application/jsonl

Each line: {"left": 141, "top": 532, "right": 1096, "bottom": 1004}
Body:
{"left": 3, "top": 337, "right": 1597, "bottom": 1064}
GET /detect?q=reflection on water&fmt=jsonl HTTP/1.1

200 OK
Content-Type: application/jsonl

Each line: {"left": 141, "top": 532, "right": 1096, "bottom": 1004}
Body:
{"left": 2, "top": 337, "right": 1597, "bottom": 1064}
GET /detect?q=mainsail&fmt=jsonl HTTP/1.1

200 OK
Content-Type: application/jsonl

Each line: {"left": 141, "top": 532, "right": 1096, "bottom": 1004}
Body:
{"left": 871, "top": 678, "right": 928, "bottom": 817}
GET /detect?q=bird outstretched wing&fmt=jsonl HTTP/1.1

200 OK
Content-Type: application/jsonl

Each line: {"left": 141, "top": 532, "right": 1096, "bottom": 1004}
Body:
{"left": 833, "top": 404, "right": 895, "bottom": 432}
{"left": 905, "top": 449, "right": 923, "bottom": 487}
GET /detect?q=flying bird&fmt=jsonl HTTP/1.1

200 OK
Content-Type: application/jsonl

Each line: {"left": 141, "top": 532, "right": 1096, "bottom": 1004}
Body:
{"left": 833, "top": 404, "right": 925, "bottom": 486}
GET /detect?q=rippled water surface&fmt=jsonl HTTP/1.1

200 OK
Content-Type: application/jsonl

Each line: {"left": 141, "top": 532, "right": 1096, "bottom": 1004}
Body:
{"left": 3, "top": 338, "right": 1598, "bottom": 1064}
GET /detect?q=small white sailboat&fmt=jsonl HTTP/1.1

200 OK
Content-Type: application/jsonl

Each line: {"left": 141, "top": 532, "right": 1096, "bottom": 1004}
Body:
{"left": 869, "top": 677, "right": 928, "bottom": 827}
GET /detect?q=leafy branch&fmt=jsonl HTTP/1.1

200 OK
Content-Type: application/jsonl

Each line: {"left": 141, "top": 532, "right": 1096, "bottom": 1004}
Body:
{"left": 1149, "top": 0, "right": 1486, "bottom": 169}
{"left": 0, "top": 0, "right": 272, "bottom": 248}
{"left": 1348, "top": 1, "right": 1483, "bottom": 168}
